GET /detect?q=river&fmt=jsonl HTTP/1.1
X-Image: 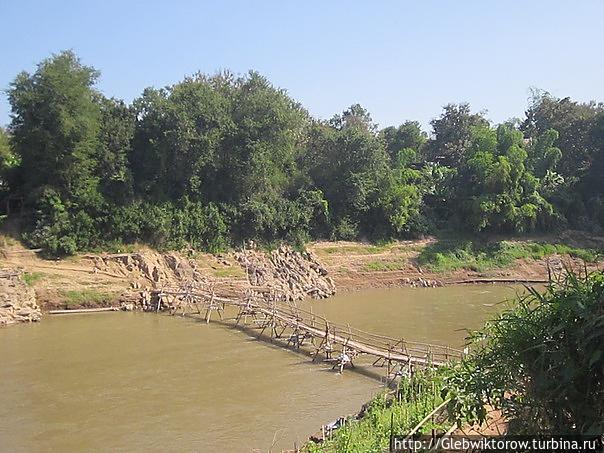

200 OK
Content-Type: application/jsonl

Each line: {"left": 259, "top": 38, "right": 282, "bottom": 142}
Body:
{"left": 0, "top": 285, "right": 520, "bottom": 452}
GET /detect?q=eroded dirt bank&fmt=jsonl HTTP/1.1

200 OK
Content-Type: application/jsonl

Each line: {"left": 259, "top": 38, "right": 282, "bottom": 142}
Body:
{"left": 1, "top": 244, "right": 336, "bottom": 312}
{"left": 0, "top": 269, "right": 41, "bottom": 325}
{"left": 0, "top": 233, "right": 601, "bottom": 313}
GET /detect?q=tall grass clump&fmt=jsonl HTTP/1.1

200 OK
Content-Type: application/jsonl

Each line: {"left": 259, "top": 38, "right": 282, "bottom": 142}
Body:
{"left": 306, "top": 368, "right": 449, "bottom": 453}
{"left": 443, "top": 269, "right": 604, "bottom": 434}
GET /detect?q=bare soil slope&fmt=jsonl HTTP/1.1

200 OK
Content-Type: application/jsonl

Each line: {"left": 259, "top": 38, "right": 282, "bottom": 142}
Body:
{"left": 1, "top": 232, "right": 601, "bottom": 310}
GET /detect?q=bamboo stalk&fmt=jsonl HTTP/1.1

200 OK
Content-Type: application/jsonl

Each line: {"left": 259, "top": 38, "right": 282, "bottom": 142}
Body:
{"left": 48, "top": 307, "right": 119, "bottom": 314}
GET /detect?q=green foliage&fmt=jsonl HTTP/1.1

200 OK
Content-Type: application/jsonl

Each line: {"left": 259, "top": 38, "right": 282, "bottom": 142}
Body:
{"left": 307, "top": 369, "right": 448, "bottom": 453}
{"left": 522, "top": 91, "right": 604, "bottom": 230}
{"left": 9, "top": 50, "right": 103, "bottom": 208}
{"left": 418, "top": 239, "right": 599, "bottom": 272}
{"left": 381, "top": 121, "right": 427, "bottom": 165}
{"left": 305, "top": 111, "right": 425, "bottom": 240}
{"left": 443, "top": 270, "right": 604, "bottom": 434}
{"left": 24, "top": 188, "right": 100, "bottom": 255}
{"left": 110, "top": 199, "right": 228, "bottom": 253}
{"left": 22, "top": 272, "right": 45, "bottom": 286}
{"left": 6, "top": 51, "right": 604, "bottom": 254}
{"left": 0, "top": 128, "right": 19, "bottom": 196}
{"left": 522, "top": 90, "right": 603, "bottom": 179}
{"left": 425, "top": 103, "right": 489, "bottom": 167}
{"left": 452, "top": 124, "right": 557, "bottom": 233}
{"left": 59, "top": 289, "right": 116, "bottom": 306}
{"left": 97, "top": 97, "right": 135, "bottom": 201}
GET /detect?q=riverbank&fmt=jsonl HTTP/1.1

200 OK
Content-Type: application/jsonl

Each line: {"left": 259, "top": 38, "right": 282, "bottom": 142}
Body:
{"left": 0, "top": 269, "right": 41, "bottom": 325}
{"left": 0, "top": 283, "right": 512, "bottom": 451}
{"left": 1, "top": 230, "right": 601, "bottom": 312}
{"left": 309, "top": 231, "right": 602, "bottom": 291}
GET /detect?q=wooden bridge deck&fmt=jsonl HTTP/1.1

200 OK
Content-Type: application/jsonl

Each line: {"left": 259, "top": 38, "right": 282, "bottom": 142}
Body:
{"left": 152, "top": 288, "right": 463, "bottom": 375}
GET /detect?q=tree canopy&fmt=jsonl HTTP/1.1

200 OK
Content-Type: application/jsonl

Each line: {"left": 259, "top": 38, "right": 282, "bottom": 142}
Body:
{"left": 4, "top": 51, "right": 604, "bottom": 254}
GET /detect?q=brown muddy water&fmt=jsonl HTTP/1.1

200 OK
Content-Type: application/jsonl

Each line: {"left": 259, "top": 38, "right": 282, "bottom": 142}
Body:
{"left": 0, "top": 285, "right": 521, "bottom": 452}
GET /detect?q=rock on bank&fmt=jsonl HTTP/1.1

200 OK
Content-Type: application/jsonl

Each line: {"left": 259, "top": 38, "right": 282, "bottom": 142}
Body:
{"left": 0, "top": 269, "right": 42, "bottom": 326}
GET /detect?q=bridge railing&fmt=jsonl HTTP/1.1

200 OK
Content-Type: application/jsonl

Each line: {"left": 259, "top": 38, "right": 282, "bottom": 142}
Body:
{"left": 153, "top": 288, "right": 464, "bottom": 365}
{"left": 264, "top": 298, "right": 463, "bottom": 362}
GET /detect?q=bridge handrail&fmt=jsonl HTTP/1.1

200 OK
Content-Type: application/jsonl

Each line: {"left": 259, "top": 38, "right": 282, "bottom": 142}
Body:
{"left": 153, "top": 289, "right": 463, "bottom": 361}
{"left": 264, "top": 299, "right": 463, "bottom": 358}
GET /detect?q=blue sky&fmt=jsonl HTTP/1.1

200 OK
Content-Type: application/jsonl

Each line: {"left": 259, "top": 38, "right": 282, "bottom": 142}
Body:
{"left": 1, "top": 0, "right": 603, "bottom": 130}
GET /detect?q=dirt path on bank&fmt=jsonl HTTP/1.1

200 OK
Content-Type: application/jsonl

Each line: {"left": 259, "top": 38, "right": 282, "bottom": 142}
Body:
{"left": 1, "top": 233, "right": 601, "bottom": 311}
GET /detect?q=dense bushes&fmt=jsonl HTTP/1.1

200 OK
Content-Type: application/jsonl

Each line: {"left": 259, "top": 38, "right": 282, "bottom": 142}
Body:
{"left": 443, "top": 270, "right": 604, "bottom": 433}
{"left": 3, "top": 51, "right": 604, "bottom": 254}
{"left": 417, "top": 239, "right": 599, "bottom": 272}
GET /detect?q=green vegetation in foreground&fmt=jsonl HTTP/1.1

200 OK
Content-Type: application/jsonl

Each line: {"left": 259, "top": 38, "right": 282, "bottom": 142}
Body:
{"left": 306, "top": 270, "right": 603, "bottom": 450}
{"left": 59, "top": 289, "right": 116, "bottom": 306}
{"left": 417, "top": 239, "right": 600, "bottom": 272}
{"left": 444, "top": 269, "right": 604, "bottom": 434}
{"left": 305, "top": 368, "right": 448, "bottom": 453}
{"left": 22, "top": 271, "right": 45, "bottom": 286}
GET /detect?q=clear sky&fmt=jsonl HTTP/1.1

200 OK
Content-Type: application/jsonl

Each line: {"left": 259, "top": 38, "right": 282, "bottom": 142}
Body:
{"left": 1, "top": 0, "right": 603, "bottom": 130}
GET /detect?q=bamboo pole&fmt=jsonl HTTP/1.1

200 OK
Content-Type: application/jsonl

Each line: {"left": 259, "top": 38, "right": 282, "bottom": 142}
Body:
{"left": 49, "top": 307, "right": 120, "bottom": 314}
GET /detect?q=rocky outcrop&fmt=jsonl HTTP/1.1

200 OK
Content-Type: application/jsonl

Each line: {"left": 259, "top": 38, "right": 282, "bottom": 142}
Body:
{"left": 91, "top": 246, "right": 336, "bottom": 310}
{"left": 0, "top": 270, "right": 42, "bottom": 326}
{"left": 235, "top": 245, "right": 336, "bottom": 301}
{"left": 89, "top": 251, "right": 208, "bottom": 287}
{"left": 400, "top": 277, "right": 444, "bottom": 288}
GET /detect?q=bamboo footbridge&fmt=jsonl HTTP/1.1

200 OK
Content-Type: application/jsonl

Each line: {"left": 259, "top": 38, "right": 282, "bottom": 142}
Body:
{"left": 152, "top": 286, "right": 464, "bottom": 377}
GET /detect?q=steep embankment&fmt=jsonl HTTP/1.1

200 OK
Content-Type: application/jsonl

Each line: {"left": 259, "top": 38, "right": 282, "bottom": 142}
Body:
{"left": 0, "top": 231, "right": 601, "bottom": 313}
{"left": 0, "top": 242, "right": 337, "bottom": 312}
{"left": 0, "top": 269, "right": 41, "bottom": 325}
{"left": 234, "top": 247, "right": 336, "bottom": 300}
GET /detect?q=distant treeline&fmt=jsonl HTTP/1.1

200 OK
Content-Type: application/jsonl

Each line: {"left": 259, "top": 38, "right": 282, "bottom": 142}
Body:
{"left": 1, "top": 51, "right": 603, "bottom": 254}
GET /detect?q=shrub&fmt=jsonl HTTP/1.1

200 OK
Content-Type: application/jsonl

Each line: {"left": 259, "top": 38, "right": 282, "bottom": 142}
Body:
{"left": 443, "top": 270, "right": 604, "bottom": 434}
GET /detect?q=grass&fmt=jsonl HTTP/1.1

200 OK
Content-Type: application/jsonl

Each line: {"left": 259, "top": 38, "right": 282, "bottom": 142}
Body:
{"left": 22, "top": 271, "right": 45, "bottom": 286}
{"left": 317, "top": 244, "right": 393, "bottom": 255}
{"left": 417, "top": 239, "right": 600, "bottom": 273}
{"left": 59, "top": 289, "right": 116, "bottom": 306}
{"left": 210, "top": 267, "right": 246, "bottom": 278}
{"left": 90, "top": 241, "right": 144, "bottom": 254}
{"left": 362, "top": 259, "right": 407, "bottom": 272}
{"left": 0, "top": 233, "right": 17, "bottom": 249}
{"left": 305, "top": 369, "right": 449, "bottom": 452}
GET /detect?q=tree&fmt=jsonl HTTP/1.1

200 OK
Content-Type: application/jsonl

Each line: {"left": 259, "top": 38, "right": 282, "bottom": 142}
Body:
{"left": 8, "top": 50, "right": 102, "bottom": 208}
{"left": 97, "top": 97, "right": 135, "bottom": 202}
{"left": 380, "top": 121, "right": 427, "bottom": 165}
{"left": 5, "top": 50, "right": 604, "bottom": 254}
{"left": 425, "top": 103, "right": 489, "bottom": 167}
{"left": 305, "top": 120, "right": 385, "bottom": 237}
{"left": 522, "top": 90, "right": 604, "bottom": 179}
{"left": 130, "top": 73, "right": 235, "bottom": 201}
{"left": 304, "top": 107, "right": 424, "bottom": 239}
{"left": 329, "top": 103, "right": 377, "bottom": 132}
{"left": 0, "top": 128, "right": 19, "bottom": 197}
{"left": 218, "top": 71, "right": 309, "bottom": 204}
{"left": 525, "top": 129, "right": 561, "bottom": 178}
{"left": 453, "top": 124, "right": 555, "bottom": 233}
{"left": 579, "top": 113, "right": 604, "bottom": 227}
{"left": 7, "top": 51, "right": 107, "bottom": 254}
